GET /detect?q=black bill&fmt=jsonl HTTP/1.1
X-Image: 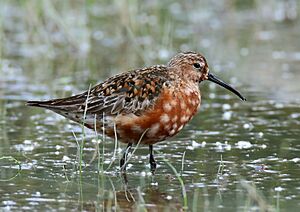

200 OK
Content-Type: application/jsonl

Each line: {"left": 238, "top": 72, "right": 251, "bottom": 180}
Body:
{"left": 207, "top": 73, "right": 246, "bottom": 101}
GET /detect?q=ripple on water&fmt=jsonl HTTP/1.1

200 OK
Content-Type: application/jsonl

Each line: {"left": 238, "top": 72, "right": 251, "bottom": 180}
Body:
{"left": 0, "top": 2, "right": 299, "bottom": 211}
{"left": 14, "top": 140, "right": 40, "bottom": 152}
{"left": 186, "top": 140, "right": 206, "bottom": 150}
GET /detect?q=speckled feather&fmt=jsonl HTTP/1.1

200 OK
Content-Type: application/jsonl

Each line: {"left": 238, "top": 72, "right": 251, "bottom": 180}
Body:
{"left": 28, "top": 65, "right": 171, "bottom": 115}
{"left": 27, "top": 52, "right": 209, "bottom": 144}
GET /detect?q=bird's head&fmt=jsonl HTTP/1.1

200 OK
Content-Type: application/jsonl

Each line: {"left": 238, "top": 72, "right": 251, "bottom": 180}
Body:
{"left": 168, "top": 51, "right": 246, "bottom": 101}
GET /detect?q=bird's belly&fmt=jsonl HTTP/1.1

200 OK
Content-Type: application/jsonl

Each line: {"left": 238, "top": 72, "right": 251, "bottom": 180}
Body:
{"left": 108, "top": 86, "right": 201, "bottom": 144}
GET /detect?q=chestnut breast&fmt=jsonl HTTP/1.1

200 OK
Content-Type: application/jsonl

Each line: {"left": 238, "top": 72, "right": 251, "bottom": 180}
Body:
{"left": 113, "top": 82, "right": 201, "bottom": 144}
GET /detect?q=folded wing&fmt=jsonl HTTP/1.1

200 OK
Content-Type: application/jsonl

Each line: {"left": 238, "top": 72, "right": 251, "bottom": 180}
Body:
{"left": 27, "top": 65, "right": 170, "bottom": 117}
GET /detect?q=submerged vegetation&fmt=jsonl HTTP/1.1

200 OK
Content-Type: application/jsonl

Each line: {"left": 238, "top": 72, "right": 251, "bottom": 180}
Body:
{"left": 1, "top": 0, "right": 300, "bottom": 211}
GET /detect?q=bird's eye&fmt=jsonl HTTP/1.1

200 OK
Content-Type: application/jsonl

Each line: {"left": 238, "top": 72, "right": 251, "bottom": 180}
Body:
{"left": 193, "top": 63, "right": 201, "bottom": 69}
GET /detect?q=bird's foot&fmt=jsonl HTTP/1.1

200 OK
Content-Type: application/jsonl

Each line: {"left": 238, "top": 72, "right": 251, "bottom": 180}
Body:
{"left": 150, "top": 158, "right": 157, "bottom": 174}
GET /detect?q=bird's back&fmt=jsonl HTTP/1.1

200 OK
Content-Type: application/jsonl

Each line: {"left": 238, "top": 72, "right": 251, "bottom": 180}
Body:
{"left": 27, "top": 64, "right": 201, "bottom": 144}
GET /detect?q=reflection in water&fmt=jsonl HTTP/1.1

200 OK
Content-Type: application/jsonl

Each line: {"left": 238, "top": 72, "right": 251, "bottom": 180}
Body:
{"left": 0, "top": 0, "right": 300, "bottom": 211}
{"left": 90, "top": 183, "right": 182, "bottom": 211}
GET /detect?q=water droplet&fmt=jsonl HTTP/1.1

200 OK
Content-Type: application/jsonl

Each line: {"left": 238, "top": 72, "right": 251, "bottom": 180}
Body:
{"left": 62, "top": 156, "right": 71, "bottom": 162}
{"left": 236, "top": 141, "right": 252, "bottom": 149}
{"left": 274, "top": 186, "right": 284, "bottom": 192}
{"left": 243, "top": 123, "right": 254, "bottom": 130}
{"left": 222, "top": 104, "right": 231, "bottom": 111}
{"left": 166, "top": 195, "right": 173, "bottom": 200}
{"left": 222, "top": 111, "right": 232, "bottom": 120}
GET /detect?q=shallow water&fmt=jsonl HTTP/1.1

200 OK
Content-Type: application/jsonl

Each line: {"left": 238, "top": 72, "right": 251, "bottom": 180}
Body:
{"left": 1, "top": 1, "right": 300, "bottom": 211}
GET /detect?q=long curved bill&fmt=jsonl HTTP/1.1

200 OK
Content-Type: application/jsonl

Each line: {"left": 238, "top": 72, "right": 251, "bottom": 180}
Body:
{"left": 207, "top": 73, "right": 246, "bottom": 101}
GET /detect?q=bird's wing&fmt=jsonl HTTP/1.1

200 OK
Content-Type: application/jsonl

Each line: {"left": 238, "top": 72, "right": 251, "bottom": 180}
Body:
{"left": 27, "top": 65, "right": 170, "bottom": 116}
{"left": 85, "top": 65, "right": 170, "bottom": 116}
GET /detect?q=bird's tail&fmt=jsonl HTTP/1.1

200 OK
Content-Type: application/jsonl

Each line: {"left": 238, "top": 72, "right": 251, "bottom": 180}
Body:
{"left": 26, "top": 100, "right": 69, "bottom": 110}
{"left": 26, "top": 100, "right": 51, "bottom": 108}
{"left": 26, "top": 99, "right": 97, "bottom": 130}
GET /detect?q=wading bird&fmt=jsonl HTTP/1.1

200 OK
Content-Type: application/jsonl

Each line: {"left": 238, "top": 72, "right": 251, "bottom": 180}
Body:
{"left": 27, "top": 51, "right": 246, "bottom": 173}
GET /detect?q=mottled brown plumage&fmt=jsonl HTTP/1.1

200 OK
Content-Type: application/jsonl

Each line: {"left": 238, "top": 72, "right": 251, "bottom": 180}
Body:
{"left": 27, "top": 51, "right": 246, "bottom": 172}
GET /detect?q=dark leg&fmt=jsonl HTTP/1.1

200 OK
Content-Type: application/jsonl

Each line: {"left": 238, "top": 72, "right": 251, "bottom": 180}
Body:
{"left": 120, "top": 143, "right": 132, "bottom": 172}
{"left": 120, "top": 172, "right": 128, "bottom": 185}
{"left": 149, "top": 145, "right": 157, "bottom": 174}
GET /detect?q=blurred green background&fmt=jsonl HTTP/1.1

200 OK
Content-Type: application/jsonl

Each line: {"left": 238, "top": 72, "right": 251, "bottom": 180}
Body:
{"left": 1, "top": 0, "right": 299, "bottom": 100}
{"left": 0, "top": 0, "right": 299, "bottom": 211}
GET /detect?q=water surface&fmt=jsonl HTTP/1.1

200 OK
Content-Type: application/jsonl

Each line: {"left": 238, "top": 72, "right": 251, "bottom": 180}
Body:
{"left": 0, "top": 1, "right": 300, "bottom": 211}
